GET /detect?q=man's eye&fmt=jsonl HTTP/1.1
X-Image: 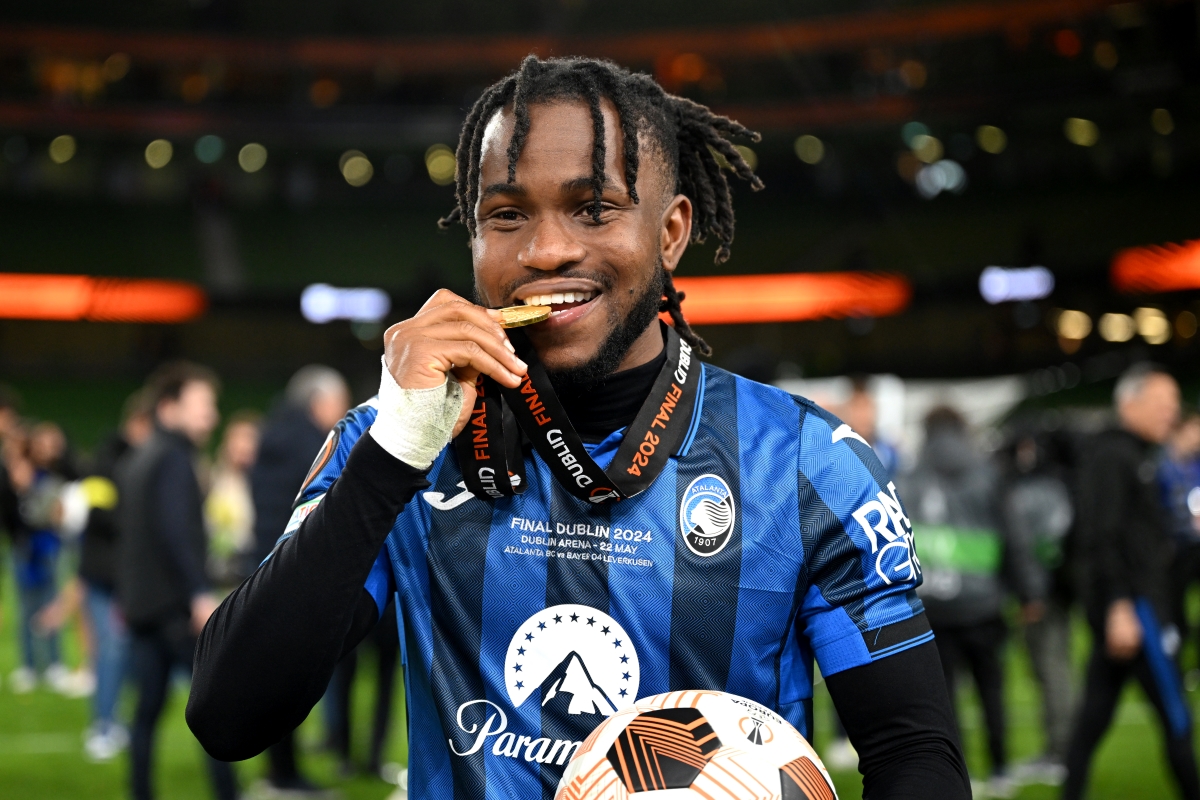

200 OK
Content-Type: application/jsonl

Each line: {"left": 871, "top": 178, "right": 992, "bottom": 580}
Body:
{"left": 494, "top": 210, "right": 522, "bottom": 222}
{"left": 580, "top": 203, "right": 617, "bottom": 221}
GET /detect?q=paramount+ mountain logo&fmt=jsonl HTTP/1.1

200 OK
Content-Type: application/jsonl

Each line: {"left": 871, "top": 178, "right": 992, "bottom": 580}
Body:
{"left": 506, "top": 603, "right": 639, "bottom": 715}
{"left": 679, "top": 474, "right": 736, "bottom": 557}
{"left": 449, "top": 604, "right": 640, "bottom": 767}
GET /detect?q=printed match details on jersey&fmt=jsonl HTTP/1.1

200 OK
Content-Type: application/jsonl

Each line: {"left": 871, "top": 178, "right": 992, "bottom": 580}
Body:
{"left": 504, "top": 516, "right": 655, "bottom": 568}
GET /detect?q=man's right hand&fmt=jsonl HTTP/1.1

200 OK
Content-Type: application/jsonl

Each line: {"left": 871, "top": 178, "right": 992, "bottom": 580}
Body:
{"left": 382, "top": 290, "right": 528, "bottom": 438}
{"left": 1105, "top": 598, "right": 1142, "bottom": 660}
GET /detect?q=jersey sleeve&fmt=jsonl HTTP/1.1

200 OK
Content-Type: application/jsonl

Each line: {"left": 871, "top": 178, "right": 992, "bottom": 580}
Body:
{"left": 793, "top": 399, "right": 931, "bottom": 678}
{"left": 276, "top": 399, "right": 395, "bottom": 614}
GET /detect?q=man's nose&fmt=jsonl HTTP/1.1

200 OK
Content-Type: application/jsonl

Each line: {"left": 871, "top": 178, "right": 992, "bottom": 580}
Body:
{"left": 517, "top": 216, "right": 586, "bottom": 272}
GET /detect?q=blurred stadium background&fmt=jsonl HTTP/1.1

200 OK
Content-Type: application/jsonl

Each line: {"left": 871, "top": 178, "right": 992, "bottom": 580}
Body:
{"left": 0, "top": 0, "right": 1199, "bottom": 798}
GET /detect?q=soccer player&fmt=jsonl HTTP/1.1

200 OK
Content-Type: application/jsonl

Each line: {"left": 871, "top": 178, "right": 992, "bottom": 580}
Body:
{"left": 188, "top": 56, "right": 969, "bottom": 799}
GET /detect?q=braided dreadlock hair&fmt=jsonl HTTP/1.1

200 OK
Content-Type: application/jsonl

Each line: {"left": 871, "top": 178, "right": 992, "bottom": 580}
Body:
{"left": 438, "top": 55, "right": 763, "bottom": 357}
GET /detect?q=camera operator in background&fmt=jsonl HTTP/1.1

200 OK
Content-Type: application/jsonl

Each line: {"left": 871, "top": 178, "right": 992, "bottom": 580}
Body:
{"left": 117, "top": 362, "right": 236, "bottom": 800}
{"left": 1001, "top": 424, "right": 1077, "bottom": 786}
{"left": 249, "top": 365, "right": 349, "bottom": 796}
{"left": 901, "top": 405, "right": 1039, "bottom": 798}
{"left": 1064, "top": 364, "right": 1199, "bottom": 800}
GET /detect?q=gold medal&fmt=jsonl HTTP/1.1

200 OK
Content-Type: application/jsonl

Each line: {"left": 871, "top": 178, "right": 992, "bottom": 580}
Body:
{"left": 498, "top": 305, "right": 551, "bottom": 328}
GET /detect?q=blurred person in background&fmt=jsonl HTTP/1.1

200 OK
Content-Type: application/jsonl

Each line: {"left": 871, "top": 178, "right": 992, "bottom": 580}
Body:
{"left": 902, "top": 405, "right": 1037, "bottom": 798}
{"left": 1159, "top": 410, "right": 1200, "bottom": 674}
{"left": 36, "top": 399, "right": 158, "bottom": 716}
{"left": 1001, "top": 425, "right": 1077, "bottom": 786}
{"left": 0, "top": 385, "right": 23, "bottom": 649}
{"left": 248, "top": 365, "right": 349, "bottom": 796}
{"left": 841, "top": 376, "right": 901, "bottom": 478}
{"left": 117, "top": 362, "right": 236, "bottom": 800}
{"left": 70, "top": 389, "right": 154, "bottom": 761}
{"left": 7, "top": 420, "right": 78, "bottom": 695}
{"left": 1064, "top": 365, "right": 1199, "bottom": 800}
{"left": 205, "top": 411, "right": 261, "bottom": 588}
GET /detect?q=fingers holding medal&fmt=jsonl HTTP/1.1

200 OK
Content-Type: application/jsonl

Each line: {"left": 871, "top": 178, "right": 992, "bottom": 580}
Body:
{"left": 384, "top": 289, "right": 529, "bottom": 393}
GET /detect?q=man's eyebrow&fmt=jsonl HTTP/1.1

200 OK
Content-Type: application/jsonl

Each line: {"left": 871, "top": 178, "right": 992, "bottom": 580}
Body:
{"left": 560, "top": 175, "right": 621, "bottom": 194}
{"left": 480, "top": 182, "right": 527, "bottom": 201}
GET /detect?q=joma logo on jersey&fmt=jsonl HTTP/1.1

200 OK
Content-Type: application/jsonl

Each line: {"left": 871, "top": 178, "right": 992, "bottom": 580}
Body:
{"left": 851, "top": 481, "right": 921, "bottom": 585}
{"left": 424, "top": 476, "right": 523, "bottom": 510}
{"left": 679, "top": 474, "right": 735, "bottom": 557}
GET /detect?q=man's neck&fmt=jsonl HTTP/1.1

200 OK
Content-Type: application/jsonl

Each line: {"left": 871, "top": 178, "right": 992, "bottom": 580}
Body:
{"left": 558, "top": 327, "right": 668, "bottom": 442}
{"left": 614, "top": 320, "right": 666, "bottom": 373}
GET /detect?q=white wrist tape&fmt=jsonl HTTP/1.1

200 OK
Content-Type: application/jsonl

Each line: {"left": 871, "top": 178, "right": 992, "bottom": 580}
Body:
{"left": 368, "top": 357, "right": 464, "bottom": 470}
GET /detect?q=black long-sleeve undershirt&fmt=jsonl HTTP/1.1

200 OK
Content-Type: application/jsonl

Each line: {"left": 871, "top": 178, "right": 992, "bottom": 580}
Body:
{"left": 188, "top": 369, "right": 968, "bottom": 799}
{"left": 827, "top": 644, "right": 970, "bottom": 799}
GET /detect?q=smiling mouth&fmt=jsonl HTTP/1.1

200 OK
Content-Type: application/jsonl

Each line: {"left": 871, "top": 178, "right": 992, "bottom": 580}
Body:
{"left": 519, "top": 290, "right": 599, "bottom": 317}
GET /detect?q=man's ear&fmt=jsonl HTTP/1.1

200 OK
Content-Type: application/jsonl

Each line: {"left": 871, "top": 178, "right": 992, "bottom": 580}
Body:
{"left": 660, "top": 193, "right": 693, "bottom": 275}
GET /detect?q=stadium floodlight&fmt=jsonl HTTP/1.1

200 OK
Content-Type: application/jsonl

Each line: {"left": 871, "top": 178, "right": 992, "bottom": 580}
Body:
{"left": 1111, "top": 238, "right": 1200, "bottom": 293}
{"left": 978, "top": 266, "right": 1055, "bottom": 304}
{"left": 0, "top": 273, "right": 206, "bottom": 322}
{"left": 669, "top": 272, "right": 911, "bottom": 324}
{"left": 300, "top": 283, "right": 391, "bottom": 324}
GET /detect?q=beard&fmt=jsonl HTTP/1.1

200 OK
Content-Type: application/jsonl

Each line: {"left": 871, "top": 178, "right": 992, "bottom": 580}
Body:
{"left": 544, "top": 264, "right": 665, "bottom": 397}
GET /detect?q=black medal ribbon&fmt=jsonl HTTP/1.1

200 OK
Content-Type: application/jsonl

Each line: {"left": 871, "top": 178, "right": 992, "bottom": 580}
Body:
{"left": 454, "top": 322, "right": 699, "bottom": 505}
{"left": 454, "top": 370, "right": 518, "bottom": 498}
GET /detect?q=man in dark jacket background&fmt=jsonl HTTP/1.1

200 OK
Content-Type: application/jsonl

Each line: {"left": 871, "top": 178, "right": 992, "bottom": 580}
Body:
{"left": 249, "top": 365, "right": 349, "bottom": 795}
{"left": 251, "top": 365, "right": 350, "bottom": 566}
{"left": 1063, "top": 363, "right": 1198, "bottom": 800}
{"left": 117, "top": 362, "right": 235, "bottom": 800}
{"left": 901, "top": 405, "right": 1039, "bottom": 798}
{"left": 79, "top": 389, "right": 154, "bottom": 761}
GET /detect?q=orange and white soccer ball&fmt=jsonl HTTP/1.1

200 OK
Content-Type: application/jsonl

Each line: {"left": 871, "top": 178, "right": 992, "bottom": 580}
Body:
{"left": 555, "top": 690, "right": 837, "bottom": 800}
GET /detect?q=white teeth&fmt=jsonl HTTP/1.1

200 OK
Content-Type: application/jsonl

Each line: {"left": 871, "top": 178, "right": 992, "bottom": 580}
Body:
{"left": 521, "top": 291, "right": 595, "bottom": 306}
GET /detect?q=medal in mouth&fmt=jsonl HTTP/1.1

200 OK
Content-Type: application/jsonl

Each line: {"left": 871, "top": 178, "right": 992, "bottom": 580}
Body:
{"left": 498, "top": 305, "right": 552, "bottom": 328}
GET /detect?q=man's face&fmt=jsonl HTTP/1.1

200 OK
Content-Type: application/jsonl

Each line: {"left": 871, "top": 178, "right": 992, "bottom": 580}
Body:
{"left": 1120, "top": 373, "right": 1180, "bottom": 444}
{"left": 221, "top": 420, "right": 259, "bottom": 471}
{"left": 310, "top": 387, "right": 351, "bottom": 433}
{"left": 472, "top": 98, "right": 689, "bottom": 374}
{"left": 160, "top": 380, "right": 220, "bottom": 447}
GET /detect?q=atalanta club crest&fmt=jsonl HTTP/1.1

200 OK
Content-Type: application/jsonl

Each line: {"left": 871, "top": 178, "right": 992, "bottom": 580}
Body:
{"left": 679, "top": 474, "right": 735, "bottom": 557}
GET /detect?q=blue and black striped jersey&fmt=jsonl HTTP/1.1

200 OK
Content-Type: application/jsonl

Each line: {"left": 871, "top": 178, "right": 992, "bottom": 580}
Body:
{"left": 285, "top": 363, "right": 927, "bottom": 800}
